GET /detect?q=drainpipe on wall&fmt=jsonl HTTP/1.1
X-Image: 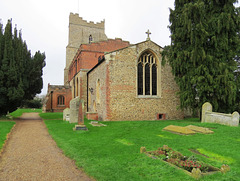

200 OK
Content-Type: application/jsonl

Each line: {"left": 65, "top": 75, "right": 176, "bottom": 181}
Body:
{"left": 50, "top": 91, "right": 53, "bottom": 112}
{"left": 73, "top": 76, "right": 75, "bottom": 98}
{"left": 87, "top": 72, "right": 89, "bottom": 112}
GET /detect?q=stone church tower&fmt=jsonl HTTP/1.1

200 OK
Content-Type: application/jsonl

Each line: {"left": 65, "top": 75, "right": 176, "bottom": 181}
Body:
{"left": 64, "top": 13, "right": 108, "bottom": 85}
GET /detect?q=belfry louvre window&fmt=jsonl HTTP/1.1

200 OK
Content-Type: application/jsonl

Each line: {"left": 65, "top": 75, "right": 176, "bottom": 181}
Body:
{"left": 57, "top": 95, "right": 65, "bottom": 105}
{"left": 137, "top": 51, "right": 157, "bottom": 96}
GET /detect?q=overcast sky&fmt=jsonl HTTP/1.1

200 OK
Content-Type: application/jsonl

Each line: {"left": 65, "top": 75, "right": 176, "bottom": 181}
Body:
{"left": 4, "top": 0, "right": 237, "bottom": 95}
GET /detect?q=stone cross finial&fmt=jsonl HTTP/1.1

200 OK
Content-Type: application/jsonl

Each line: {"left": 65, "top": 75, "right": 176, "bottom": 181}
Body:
{"left": 146, "top": 29, "right": 151, "bottom": 40}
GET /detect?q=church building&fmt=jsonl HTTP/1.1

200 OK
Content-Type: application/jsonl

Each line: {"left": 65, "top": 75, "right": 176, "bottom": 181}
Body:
{"left": 43, "top": 13, "right": 184, "bottom": 120}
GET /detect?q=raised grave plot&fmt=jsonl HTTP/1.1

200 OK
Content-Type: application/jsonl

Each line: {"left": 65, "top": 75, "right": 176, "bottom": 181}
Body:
{"left": 163, "top": 125, "right": 214, "bottom": 135}
{"left": 141, "top": 145, "right": 230, "bottom": 179}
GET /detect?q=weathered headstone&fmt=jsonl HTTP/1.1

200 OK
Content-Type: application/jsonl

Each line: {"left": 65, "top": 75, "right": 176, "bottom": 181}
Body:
{"left": 63, "top": 108, "right": 70, "bottom": 121}
{"left": 69, "top": 97, "right": 80, "bottom": 123}
{"left": 201, "top": 102, "right": 212, "bottom": 123}
{"left": 231, "top": 112, "right": 239, "bottom": 127}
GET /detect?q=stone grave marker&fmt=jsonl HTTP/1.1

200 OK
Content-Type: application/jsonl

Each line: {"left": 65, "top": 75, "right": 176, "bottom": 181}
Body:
{"left": 201, "top": 102, "right": 239, "bottom": 127}
{"left": 69, "top": 97, "right": 80, "bottom": 123}
{"left": 163, "top": 125, "right": 196, "bottom": 135}
{"left": 63, "top": 108, "right": 70, "bottom": 121}
{"left": 201, "top": 102, "right": 212, "bottom": 123}
{"left": 185, "top": 125, "right": 214, "bottom": 134}
{"left": 163, "top": 125, "right": 214, "bottom": 135}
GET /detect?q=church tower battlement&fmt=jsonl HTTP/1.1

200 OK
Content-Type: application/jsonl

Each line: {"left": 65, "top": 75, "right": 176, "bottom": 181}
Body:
{"left": 64, "top": 13, "right": 108, "bottom": 85}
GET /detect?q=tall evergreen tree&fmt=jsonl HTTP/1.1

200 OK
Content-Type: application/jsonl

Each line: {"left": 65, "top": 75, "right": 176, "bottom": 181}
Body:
{"left": 163, "top": 0, "right": 240, "bottom": 114}
{"left": 0, "top": 20, "right": 46, "bottom": 115}
{"left": 24, "top": 51, "right": 46, "bottom": 100}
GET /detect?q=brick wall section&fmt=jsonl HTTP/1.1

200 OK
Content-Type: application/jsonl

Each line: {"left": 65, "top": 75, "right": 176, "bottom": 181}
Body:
{"left": 68, "top": 39, "right": 130, "bottom": 82}
{"left": 88, "top": 40, "right": 184, "bottom": 121}
{"left": 68, "top": 39, "right": 130, "bottom": 114}
{"left": 44, "top": 84, "right": 72, "bottom": 112}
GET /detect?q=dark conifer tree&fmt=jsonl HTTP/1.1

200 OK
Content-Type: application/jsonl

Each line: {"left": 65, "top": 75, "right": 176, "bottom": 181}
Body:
{"left": 163, "top": 0, "right": 240, "bottom": 113}
{"left": 24, "top": 51, "right": 46, "bottom": 100}
{"left": 0, "top": 20, "right": 46, "bottom": 115}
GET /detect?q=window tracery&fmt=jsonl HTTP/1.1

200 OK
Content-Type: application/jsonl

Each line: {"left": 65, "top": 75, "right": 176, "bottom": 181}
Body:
{"left": 57, "top": 95, "right": 65, "bottom": 105}
{"left": 137, "top": 51, "right": 157, "bottom": 96}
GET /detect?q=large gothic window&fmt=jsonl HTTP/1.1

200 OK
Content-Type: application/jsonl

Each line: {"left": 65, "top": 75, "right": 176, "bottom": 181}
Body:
{"left": 57, "top": 95, "right": 65, "bottom": 105}
{"left": 137, "top": 51, "right": 158, "bottom": 96}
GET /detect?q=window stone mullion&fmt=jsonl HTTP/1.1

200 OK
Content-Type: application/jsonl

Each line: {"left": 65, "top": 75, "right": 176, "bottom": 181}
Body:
{"left": 143, "top": 64, "right": 145, "bottom": 95}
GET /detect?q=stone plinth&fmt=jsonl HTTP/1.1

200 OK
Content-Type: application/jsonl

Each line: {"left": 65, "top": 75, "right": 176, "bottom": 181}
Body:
{"left": 86, "top": 112, "right": 98, "bottom": 120}
{"left": 73, "top": 124, "right": 88, "bottom": 131}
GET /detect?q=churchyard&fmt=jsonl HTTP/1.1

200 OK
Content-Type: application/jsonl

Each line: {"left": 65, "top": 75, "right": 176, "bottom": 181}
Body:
{"left": 0, "top": 109, "right": 239, "bottom": 180}
{"left": 42, "top": 112, "right": 239, "bottom": 181}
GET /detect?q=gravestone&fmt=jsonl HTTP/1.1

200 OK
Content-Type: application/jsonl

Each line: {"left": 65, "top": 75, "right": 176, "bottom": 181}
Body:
{"left": 69, "top": 97, "right": 80, "bottom": 123}
{"left": 63, "top": 108, "right": 70, "bottom": 121}
{"left": 231, "top": 112, "right": 239, "bottom": 127}
{"left": 201, "top": 102, "right": 212, "bottom": 123}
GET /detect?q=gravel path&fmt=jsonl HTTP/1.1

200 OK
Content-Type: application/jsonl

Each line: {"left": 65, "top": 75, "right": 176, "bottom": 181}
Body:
{"left": 0, "top": 113, "right": 93, "bottom": 181}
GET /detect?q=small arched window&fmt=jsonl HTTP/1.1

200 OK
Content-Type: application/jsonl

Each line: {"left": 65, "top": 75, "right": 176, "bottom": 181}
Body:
{"left": 89, "top": 35, "right": 93, "bottom": 43}
{"left": 57, "top": 95, "right": 65, "bottom": 105}
{"left": 137, "top": 51, "right": 158, "bottom": 96}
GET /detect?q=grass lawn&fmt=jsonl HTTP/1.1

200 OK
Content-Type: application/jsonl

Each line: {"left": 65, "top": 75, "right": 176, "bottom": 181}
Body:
{"left": 10, "top": 108, "right": 42, "bottom": 118}
{"left": 42, "top": 115, "right": 240, "bottom": 181}
{"left": 39, "top": 112, "right": 63, "bottom": 120}
{"left": 0, "top": 121, "right": 15, "bottom": 151}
